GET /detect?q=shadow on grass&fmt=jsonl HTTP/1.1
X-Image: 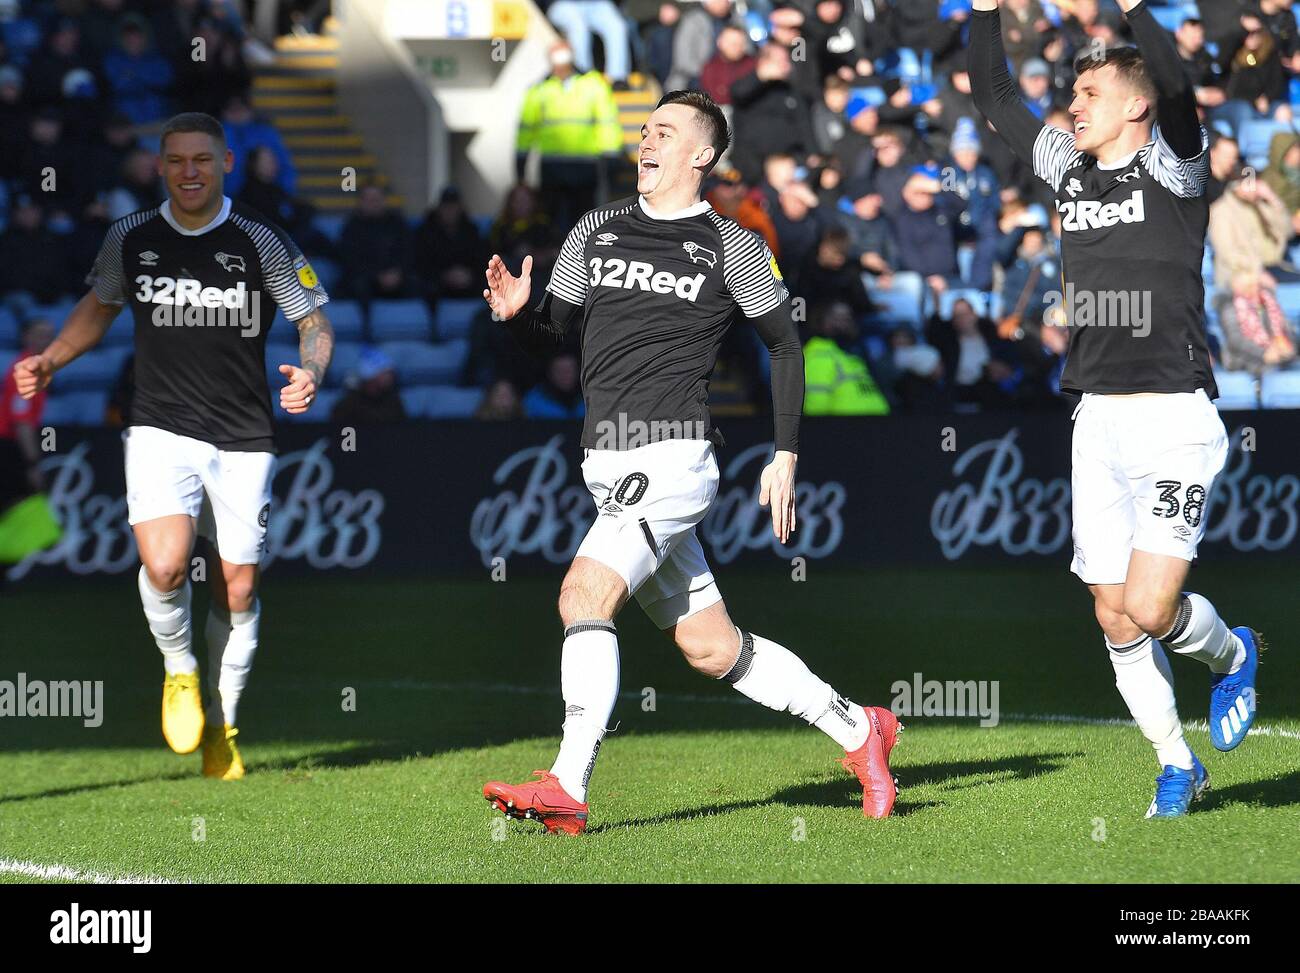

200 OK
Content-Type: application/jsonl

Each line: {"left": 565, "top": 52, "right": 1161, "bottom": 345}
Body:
{"left": 1200, "top": 769, "right": 1300, "bottom": 812}
{"left": 588, "top": 751, "right": 1079, "bottom": 833}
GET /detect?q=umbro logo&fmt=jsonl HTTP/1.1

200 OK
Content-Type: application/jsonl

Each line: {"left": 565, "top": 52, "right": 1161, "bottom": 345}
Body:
{"left": 1066, "top": 178, "right": 1084, "bottom": 198}
{"left": 682, "top": 241, "right": 717, "bottom": 267}
{"left": 595, "top": 232, "right": 618, "bottom": 246}
{"left": 215, "top": 252, "right": 246, "bottom": 273}
{"left": 139, "top": 250, "right": 159, "bottom": 266}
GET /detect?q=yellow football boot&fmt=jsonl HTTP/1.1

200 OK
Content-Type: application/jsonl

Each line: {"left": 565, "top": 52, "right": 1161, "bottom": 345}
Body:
{"left": 161, "top": 671, "right": 205, "bottom": 754}
{"left": 202, "top": 724, "right": 245, "bottom": 781}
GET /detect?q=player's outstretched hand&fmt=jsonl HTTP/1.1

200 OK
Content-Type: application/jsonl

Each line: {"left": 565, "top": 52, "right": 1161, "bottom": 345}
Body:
{"left": 13, "top": 354, "right": 53, "bottom": 400}
{"left": 483, "top": 253, "right": 532, "bottom": 321}
{"left": 759, "top": 449, "right": 798, "bottom": 544}
{"left": 278, "top": 363, "right": 317, "bottom": 415}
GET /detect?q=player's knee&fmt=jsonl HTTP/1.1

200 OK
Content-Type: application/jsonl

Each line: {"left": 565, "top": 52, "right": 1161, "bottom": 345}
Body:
{"left": 1123, "top": 597, "right": 1178, "bottom": 639}
{"left": 557, "top": 577, "right": 602, "bottom": 627}
{"left": 142, "top": 557, "right": 188, "bottom": 593}
{"left": 675, "top": 626, "right": 738, "bottom": 679}
{"left": 222, "top": 576, "right": 257, "bottom": 614}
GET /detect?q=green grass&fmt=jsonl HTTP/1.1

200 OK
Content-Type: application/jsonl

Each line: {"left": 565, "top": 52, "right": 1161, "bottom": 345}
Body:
{"left": 1, "top": 566, "right": 1297, "bottom": 883}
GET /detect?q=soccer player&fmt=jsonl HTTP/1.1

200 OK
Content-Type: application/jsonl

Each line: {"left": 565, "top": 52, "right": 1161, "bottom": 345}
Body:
{"left": 13, "top": 112, "right": 332, "bottom": 779}
{"left": 970, "top": 1, "right": 1263, "bottom": 817}
{"left": 481, "top": 90, "right": 900, "bottom": 834}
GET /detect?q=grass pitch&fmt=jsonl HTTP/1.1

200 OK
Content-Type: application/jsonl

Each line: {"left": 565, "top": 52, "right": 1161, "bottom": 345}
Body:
{"left": 2, "top": 565, "right": 1297, "bottom": 883}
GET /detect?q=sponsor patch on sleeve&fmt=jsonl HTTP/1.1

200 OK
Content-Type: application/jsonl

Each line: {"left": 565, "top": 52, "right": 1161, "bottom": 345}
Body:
{"left": 295, "top": 258, "right": 319, "bottom": 289}
{"left": 769, "top": 255, "right": 783, "bottom": 281}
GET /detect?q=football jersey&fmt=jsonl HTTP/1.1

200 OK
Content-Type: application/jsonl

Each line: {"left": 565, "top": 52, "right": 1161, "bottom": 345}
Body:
{"left": 87, "top": 196, "right": 329, "bottom": 452}
{"left": 547, "top": 195, "right": 788, "bottom": 449}
{"left": 1032, "top": 124, "right": 1217, "bottom": 398}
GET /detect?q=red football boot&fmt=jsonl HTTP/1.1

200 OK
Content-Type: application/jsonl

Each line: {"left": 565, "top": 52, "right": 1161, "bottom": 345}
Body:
{"left": 483, "top": 770, "right": 589, "bottom": 835}
{"left": 840, "top": 706, "right": 902, "bottom": 819}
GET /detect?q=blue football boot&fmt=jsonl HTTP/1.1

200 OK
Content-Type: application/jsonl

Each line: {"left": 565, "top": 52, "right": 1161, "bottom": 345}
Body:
{"left": 1145, "top": 755, "right": 1210, "bottom": 819}
{"left": 1209, "top": 627, "right": 1265, "bottom": 752}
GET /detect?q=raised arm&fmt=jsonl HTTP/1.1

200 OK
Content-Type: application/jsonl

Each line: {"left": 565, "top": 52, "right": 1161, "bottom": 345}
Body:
{"left": 1120, "top": 0, "right": 1203, "bottom": 159}
{"left": 968, "top": 1, "right": 1046, "bottom": 165}
{"left": 484, "top": 252, "right": 582, "bottom": 358}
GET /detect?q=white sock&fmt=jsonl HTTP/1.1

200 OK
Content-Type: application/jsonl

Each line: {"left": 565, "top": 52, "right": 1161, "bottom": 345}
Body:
{"left": 138, "top": 566, "right": 196, "bottom": 675}
{"left": 205, "top": 601, "right": 260, "bottom": 727}
{"left": 721, "top": 630, "right": 870, "bottom": 752}
{"left": 1108, "top": 634, "right": 1193, "bottom": 770}
{"left": 1161, "top": 592, "right": 1243, "bottom": 675}
{"left": 550, "top": 620, "right": 619, "bottom": 803}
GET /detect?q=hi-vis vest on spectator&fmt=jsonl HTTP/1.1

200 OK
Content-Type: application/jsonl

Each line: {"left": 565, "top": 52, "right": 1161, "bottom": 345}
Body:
{"left": 516, "top": 71, "right": 623, "bottom": 159}
{"left": 803, "top": 336, "right": 891, "bottom": 416}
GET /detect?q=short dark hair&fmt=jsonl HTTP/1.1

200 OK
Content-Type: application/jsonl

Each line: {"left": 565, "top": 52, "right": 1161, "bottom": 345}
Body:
{"left": 1073, "top": 46, "right": 1157, "bottom": 107}
{"left": 656, "top": 89, "right": 731, "bottom": 175}
{"left": 160, "top": 112, "right": 226, "bottom": 151}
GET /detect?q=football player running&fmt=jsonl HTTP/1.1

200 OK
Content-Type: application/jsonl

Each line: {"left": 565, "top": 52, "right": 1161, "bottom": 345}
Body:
{"left": 481, "top": 91, "right": 900, "bottom": 834}
{"left": 970, "top": 0, "right": 1263, "bottom": 817}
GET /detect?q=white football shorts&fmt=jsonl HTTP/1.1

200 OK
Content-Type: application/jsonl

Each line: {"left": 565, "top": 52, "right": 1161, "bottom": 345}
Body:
{"left": 575, "top": 438, "right": 723, "bottom": 629}
{"left": 1070, "top": 389, "right": 1228, "bottom": 585}
{"left": 123, "top": 424, "right": 275, "bottom": 565}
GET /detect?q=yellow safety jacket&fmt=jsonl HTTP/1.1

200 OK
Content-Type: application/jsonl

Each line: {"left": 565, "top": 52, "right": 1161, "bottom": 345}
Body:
{"left": 803, "top": 336, "right": 891, "bottom": 415}
{"left": 516, "top": 71, "right": 623, "bottom": 159}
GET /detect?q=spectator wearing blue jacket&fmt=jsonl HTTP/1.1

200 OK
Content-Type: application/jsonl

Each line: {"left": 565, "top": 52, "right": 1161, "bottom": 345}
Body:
{"left": 221, "top": 95, "right": 296, "bottom": 198}
{"left": 103, "top": 16, "right": 173, "bottom": 124}
{"left": 523, "top": 353, "right": 585, "bottom": 419}
{"left": 947, "top": 117, "right": 1000, "bottom": 290}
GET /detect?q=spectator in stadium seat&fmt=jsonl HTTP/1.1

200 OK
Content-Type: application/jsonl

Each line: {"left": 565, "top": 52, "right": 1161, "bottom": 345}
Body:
{"left": 414, "top": 185, "right": 487, "bottom": 302}
{"left": 889, "top": 164, "right": 963, "bottom": 295}
{"left": 0, "top": 66, "right": 30, "bottom": 183}
{"left": 1260, "top": 0, "right": 1300, "bottom": 60}
{"left": 0, "top": 197, "right": 70, "bottom": 303}
{"left": 339, "top": 184, "right": 413, "bottom": 304}
{"left": 1210, "top": 177, "right": 1300, "bottom": 368}
{"left": 105, "top": 146, "right": 164, "bottom": 221}
{"left": 925, "top": 297, "right": 1018, "bottom": 411}
{"left": 666, "top": 0, "right": 734, "bottom": 91}
{"left": 102, "top": 15, "right": 174, "bottom": 124}
{"left": 999, "top": 0, "right": 1052, "bottom": 73}
{"left": 698, "top": 24, "right": 753, "bottom": 106}
{"left": 947, "top": 118, "right": 1000, "bottom": 290}
{"left": 221, "top": 94, "right": 296, "bottom": 198}
{"left": 81, "top": 0, "right": 132, "bottom": 60}
{"left": 1000, "top": 224, "right": 1058, "bottom": 334}
{"left": 475, "top": 379, "right": 524, "bottom": 422}
{"left": 331, "top": 347, "right": 407, "bottom": 425}
{"left": 174, "top": 17, "right": 250, "bottom": 118}
{"left": 728, "top": 41, "right": 817, "bottom": 184}
{"left": 803, "top": 300, "right": 891, "bottom": 416}
{"left": 524, "top": 352, "right": 585, "bottom": 420}
{"left": 1057, "top": 0, "right": 1120, "bottom": 55}
{"left": 61, "top": 199, "right": 112, "bottom": 297}
{"left": 489, "top": 183, "right": 558, "bottom": 269}
{"left": 1262, "top": 130, "right": 1300, "bottom": 236}
{"left": 239, "top": 145, "right": 332, "bottom": 257}
{"left": 1217, "top": 9, "right": 1293, "bottom": 131}
{"left": 889, "top": 325, "right": 949, "bottom": 413}
{"left": 798, "top": 225, "right": 876, "bottom": 317}
{"left": 861, "top": 126, "right": 917, "bottom": 219}
{"left": 18, "top": 108, "right": 91, "bottom": 215}
{"left": 768, "top": 173, "right": 829, "bottom": 296}
{"left": 836, "top": 180, "right": 896, "bottom": 285}
{"left": 1175, "top": 12, "right": 1229, "bottom": 112}
{"left": 86, "top": 112, "right": 140, "bottom": 197}
{"left": 643, "top": 2, "right": 681, "bottom": 90}
{"left": 516, "top": 41, "right": 622, "bottom": 232}
{"left": 704, "top": 167, "right": 779, "bottom": 256}
{"left": 1017, "top": 58, "right": 1056, "bottom": 119}
{"left": 811, "top": 75, "right": 852, "bottom": 159}
{"left": 548, "top": 0, "right": 632, "bottom": 88}
{"left": 1207, "top": 133, "right": 1244, "bottom": 206}
{"left": 802, "top": 0, "right": 876, "bottom": 85}
{"left": 25, "top": 17, "right": 101, "bottom": 110}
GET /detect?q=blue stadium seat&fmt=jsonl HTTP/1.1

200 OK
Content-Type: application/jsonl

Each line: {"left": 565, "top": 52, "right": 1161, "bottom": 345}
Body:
{"left": 280, "top": 388, "right": 341, "bottom": 422}
{"left": 1291, "top": 76, "right": 1300, "bottom": 107}
{"left": 0, "top": 307, "right": 19, "bottom": 349}
{"left": 1238, "top": 119, "right": 1283, "bottom": 169}
{"left": 102, "top": 306, "right": 134, "bottom": 347}
{"left": 313, "top": 214, "right": 346, "bottom": 244}
{"left": 308, "top": 256, "right": 340, "bottom": 293}
{"left": 380, "top": 339, "right": 468, "bottom": 384}
{"left": 401, "top": 384, "right": 482, "bottom": 418}
{"left": 325, "top": 341, "right": 364, "bottom": 388}
{"left": 435, "top": 298, "right": 481, "bottom": 340}
{"left": 370, "top": 299, "right": 433, "bottom": 341}
{"left": 1274, "top": 282, "right": 1300, "bottom": 319}
{"left": 1260, "top": 368, "right": 1300, "bottom": 408}
{"left": 939, "top": 288, "right": 991, "bottom": 319}
{"left": 1213, "top": 370, "right": 1259, "bottom": 410}
{"left": 867, "top": 271, "right": 925, "bottom": 326}
{"left": 27, "top": 299, "right": 77, "bottom": 325}
{"left": 41, "top": 391, "right": 109, "bottom": 427}
{"left": 54, "top": 346, "right": 130, "bottom": 393}
{"left": 263, "top": 344, "right": 301, "bottom": 388}
{"left": 1150, "top": 6, "right": 1190, "bottom": 32}
{"left": 323, "top": 299, "right": 365, "bottom": 342}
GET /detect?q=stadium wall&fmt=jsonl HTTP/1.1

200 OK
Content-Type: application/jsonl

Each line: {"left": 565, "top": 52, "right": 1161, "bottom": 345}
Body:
{"left": 9, "top": 414, "right": 1299, "bottom": 582}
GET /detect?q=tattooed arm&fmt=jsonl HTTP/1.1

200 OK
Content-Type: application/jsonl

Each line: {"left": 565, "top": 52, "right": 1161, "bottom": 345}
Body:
{"left": 279, "top": 308, "right": 334, "bottom": 415}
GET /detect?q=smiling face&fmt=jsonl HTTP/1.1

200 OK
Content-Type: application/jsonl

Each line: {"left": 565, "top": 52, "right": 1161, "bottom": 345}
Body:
{"left": 637, "top": 103, "right": 717, "bottom": 202}
{"left": 159, "top": 130, "right": 232, "bottom": 216}
{"left": 1068, "top": 60, "right": 1152, "bottom": 158}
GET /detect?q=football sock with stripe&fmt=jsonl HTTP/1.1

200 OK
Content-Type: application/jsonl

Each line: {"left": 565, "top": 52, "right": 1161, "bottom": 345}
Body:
{"left": 720, "top": 630, "right": 870, "bottom": 752}
{"left": 550, "top": 620, "right": 620, "bottom": 803}
{"left": 137, "top": 566, "right": 197, "bottom": 676}
{"left": 204, "top": 600, "right": 260, "bottom": 727}
{"left": 1108, "top": 634, "right": 1194, "bottom": 771}
{"left": 1160, "top": 593, "right": 1243, "bottom": 675}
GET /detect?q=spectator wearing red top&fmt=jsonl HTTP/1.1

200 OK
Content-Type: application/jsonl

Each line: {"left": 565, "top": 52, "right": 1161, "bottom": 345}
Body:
{"left": 1, "top": 318, "right": 55, "bottom": 505}
{"left": 698, "top": 24, "right": 754, "bottom": 106}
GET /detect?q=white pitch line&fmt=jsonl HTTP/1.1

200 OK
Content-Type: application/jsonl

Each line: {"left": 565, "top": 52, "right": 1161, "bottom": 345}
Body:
{"left": 0, "top": 858, "right": 181, "bottom": 885}
{"left": 360, "top": 680, "right": 1300, "bottom": 741}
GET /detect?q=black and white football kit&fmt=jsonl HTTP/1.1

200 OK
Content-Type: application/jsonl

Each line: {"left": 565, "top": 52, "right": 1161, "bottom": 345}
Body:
{"left": 971, "top": 3, "right": 1228, "bottom": 584}
{"left": 87, "top": 196, "right": 329, "bottom": 563}
{"left": 507, "top": 194, "right": 801, "bottom": 626}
